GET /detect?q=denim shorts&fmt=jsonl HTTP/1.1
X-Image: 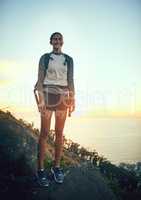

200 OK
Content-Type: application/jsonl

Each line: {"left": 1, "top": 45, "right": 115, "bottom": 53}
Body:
{"left": 43, "top": 85, "right": 71, "bottom": 111}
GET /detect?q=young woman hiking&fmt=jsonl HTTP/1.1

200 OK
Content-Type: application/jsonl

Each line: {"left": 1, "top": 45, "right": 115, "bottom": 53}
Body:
{"left": 34, "top": 32, "right": 75, "bottom": 186}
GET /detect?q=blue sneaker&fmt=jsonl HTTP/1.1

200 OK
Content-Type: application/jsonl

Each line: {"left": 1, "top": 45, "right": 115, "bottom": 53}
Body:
{"left": 37, "top": 169, "right": 49, "bottom": 187}
{"left": 51, "top": 167, "right": 64, "bottom": 184}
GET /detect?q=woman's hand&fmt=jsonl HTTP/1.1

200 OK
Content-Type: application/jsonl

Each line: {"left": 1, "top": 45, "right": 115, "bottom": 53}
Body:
{"left": 38, "top": 100, "right": 46, "bottom": 113}
{"left": 68, "top": 98, "right": 75, "bottom": 116}
{"left": 70, "top": 100, "right": 75, "bottom": 112}
{"left": 38, "top": 91, "right": 46, "bottom": 113}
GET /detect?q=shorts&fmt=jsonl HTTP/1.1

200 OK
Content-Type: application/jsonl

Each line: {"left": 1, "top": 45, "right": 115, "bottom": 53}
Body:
{"left": 43, "top": 85, "right": 71, "bottom": 111}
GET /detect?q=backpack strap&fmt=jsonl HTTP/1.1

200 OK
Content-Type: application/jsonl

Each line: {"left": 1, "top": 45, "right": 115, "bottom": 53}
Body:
{"left": 44, "top": 52, "right": 68, "bottom": 72}
{"left": 43, "top": 52, "right": 52, "bottom": 74}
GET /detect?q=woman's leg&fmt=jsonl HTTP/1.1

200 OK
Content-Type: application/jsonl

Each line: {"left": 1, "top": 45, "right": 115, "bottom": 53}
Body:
{"left": 54, "top": 109, "right": 67, "bottom": 167}
{"left": 38, "top": 109, "right": 53, "bottom": 170}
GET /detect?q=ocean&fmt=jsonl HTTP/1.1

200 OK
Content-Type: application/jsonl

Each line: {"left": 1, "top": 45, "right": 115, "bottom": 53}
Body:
{"left": 14, "top": 111, "right": 141, "bottom": 165}
{"left": 64, "top": 117, "right": 141, "bottom": 165}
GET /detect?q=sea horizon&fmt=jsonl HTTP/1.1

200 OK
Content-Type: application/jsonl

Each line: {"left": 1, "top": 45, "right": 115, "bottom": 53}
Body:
{"left": 12, "top": 110, "right": 141, "bottom": 165}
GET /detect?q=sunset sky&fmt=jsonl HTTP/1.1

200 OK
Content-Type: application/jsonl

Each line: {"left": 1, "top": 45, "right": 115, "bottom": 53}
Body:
{"left": 1, "top": 0, "right": 141, "bottom": 121}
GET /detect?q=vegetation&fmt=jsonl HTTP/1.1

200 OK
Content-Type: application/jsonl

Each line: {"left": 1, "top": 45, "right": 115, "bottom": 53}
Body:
{"left": 0, "top": 109, "right": 141, "bottom": 200}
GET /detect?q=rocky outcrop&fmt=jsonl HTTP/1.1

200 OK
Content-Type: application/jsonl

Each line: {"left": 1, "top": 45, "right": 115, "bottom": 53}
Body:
{"left": 0, "top": 110, "right": 117, "bottom": 200}
{"left": 0, "top": 166, "right": 117, "bottom": 200}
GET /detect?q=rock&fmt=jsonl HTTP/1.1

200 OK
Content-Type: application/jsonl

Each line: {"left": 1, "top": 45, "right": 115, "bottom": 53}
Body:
{"left": 0, "top": 111, "right": 117, "bottom": 200}
{"left": 1, "top": 166, "right": 117, "bottom": 200}
{"left": 48, "top": 166, "right": 117, "bottom": 200}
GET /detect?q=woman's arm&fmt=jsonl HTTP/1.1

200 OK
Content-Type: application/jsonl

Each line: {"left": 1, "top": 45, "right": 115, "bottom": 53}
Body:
{"left": 67, "top": 56, "right": 75, "bottom": 113}
{"left": 34, "top": 55, "right": 46, "bottom": 112}
{"left": 34, "top": 55, "right": 46, "bottom": 93}
{"left": 67, "top": 56, "right": 75, "bottom": 98}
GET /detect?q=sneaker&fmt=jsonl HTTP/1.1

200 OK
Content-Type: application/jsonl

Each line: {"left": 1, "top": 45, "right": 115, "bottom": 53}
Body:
{"left": 37, "top": 169, "right": 49, "bottom": 187}
{"left": 51, "top": 167, "right": 64, "bottom": 184}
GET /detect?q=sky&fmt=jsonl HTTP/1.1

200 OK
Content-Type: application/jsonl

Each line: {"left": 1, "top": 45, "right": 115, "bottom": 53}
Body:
{"left": 0, "top": 0, "right": 141, "bottom": 120}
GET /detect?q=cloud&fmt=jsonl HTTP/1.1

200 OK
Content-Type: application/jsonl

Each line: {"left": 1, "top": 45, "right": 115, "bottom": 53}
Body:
{"left": 0, "top": 79, "right": 12, "bottom": 86}
{"left": 0, "top": 59, "right": 27, "bottom": 86}
{"left": 0, "top": 60, "right": 16, "bottom": 84}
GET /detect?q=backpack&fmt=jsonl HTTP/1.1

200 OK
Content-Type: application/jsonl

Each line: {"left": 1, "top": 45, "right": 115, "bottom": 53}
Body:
{"left": 43, "top": 52, "right": 69, "bottom": 75}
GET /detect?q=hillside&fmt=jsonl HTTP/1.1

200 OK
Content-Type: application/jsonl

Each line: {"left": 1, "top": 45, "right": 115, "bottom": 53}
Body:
{"left": 0, "top": 109, "right": 141, "bottom": 200}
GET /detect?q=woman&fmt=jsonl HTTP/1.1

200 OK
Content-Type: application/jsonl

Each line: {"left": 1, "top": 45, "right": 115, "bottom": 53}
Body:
{"left": 34, "top": 32, "right": 75, "bottom": 186}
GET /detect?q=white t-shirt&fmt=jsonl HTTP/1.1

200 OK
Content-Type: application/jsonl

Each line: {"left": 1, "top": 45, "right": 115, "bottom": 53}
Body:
{"left": 43, "top": 53, "right": 68, "bottom": 86}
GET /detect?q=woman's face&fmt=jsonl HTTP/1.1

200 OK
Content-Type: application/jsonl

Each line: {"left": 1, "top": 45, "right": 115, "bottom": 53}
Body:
{"left": 51, "top": 34, "right": 63, "bottom": 49}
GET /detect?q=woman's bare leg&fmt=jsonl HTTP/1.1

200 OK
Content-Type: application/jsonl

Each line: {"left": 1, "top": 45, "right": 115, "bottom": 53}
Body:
{"left": 38, "top": 110, "right": 53, "bottom": 170}
{"left": 54, "top": 110, "right": 67, "bottom": 167}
